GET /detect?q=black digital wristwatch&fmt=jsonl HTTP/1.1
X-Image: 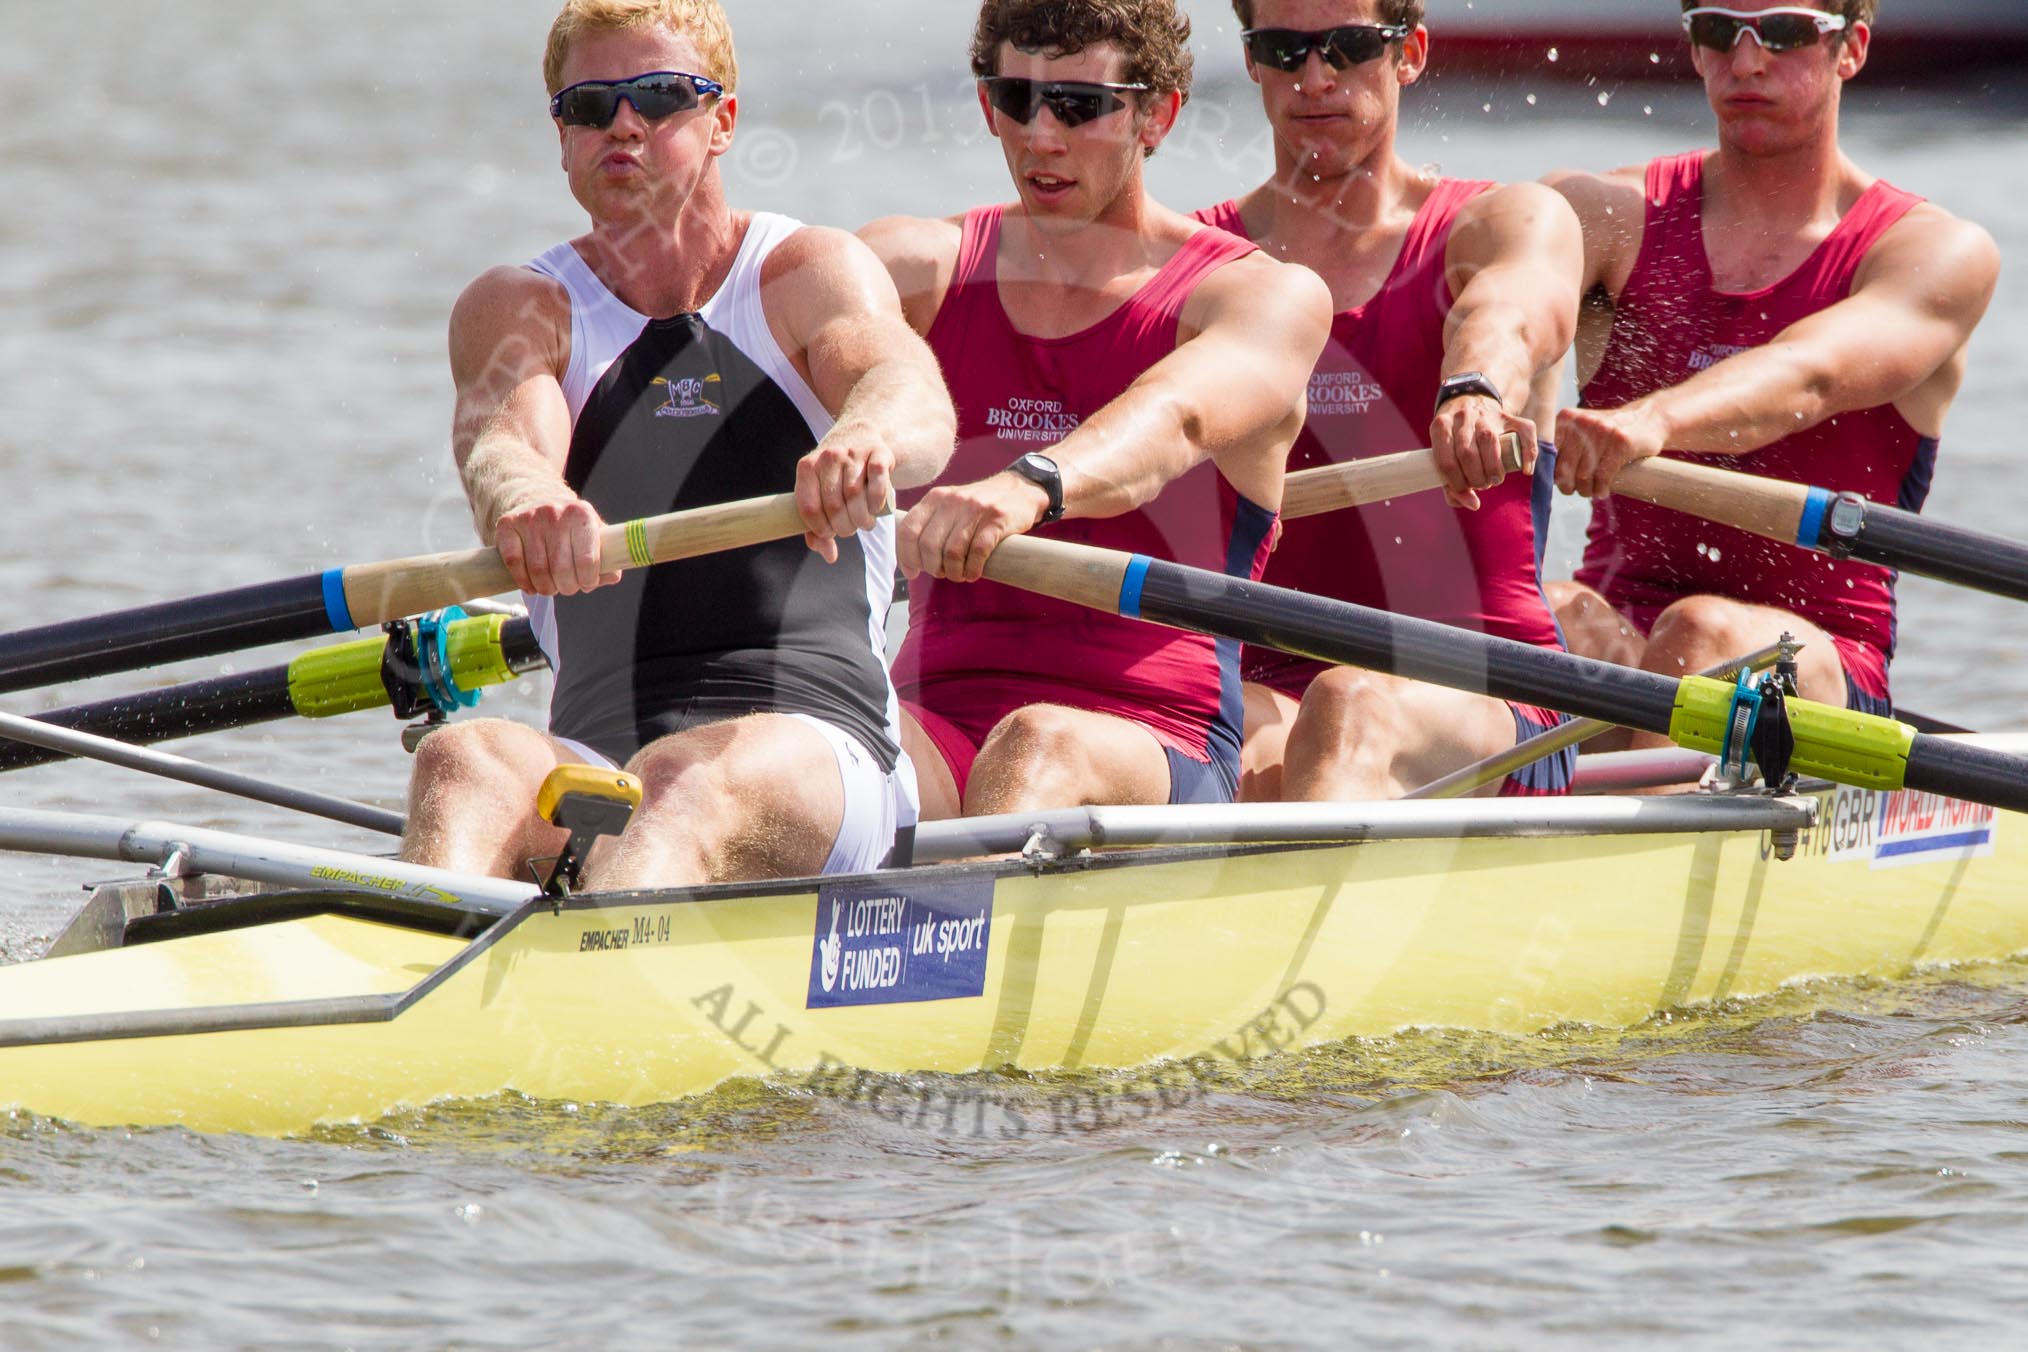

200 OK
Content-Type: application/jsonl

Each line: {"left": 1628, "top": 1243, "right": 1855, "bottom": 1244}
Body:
{"left": 1005, "top": 452, "right": 1065, "bottom": 524}
{"left": 1435, "top": 371, "right": 1503, "bottom": 409}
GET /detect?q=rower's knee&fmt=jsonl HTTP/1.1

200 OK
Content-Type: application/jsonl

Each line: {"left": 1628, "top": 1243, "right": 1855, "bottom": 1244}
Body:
{"left": 409, "top": 719, "right": 543, "bottom": 798}
{"left": 626, "top": 725, "right": 737, "bottom": 813}
{"left": 401, "top": 719, "right": 557, "bottom": 872}
{"left": 975, "top": 705, "right": 1087, "bottom": 783}
{"left": 1290, "top": 668, "right": 1400, "bottom": 759}
{"left": 1548, "top": 581, "right": 1644, "bottom": 667}
{"left": 965, "top": 705, "right": 1110, "bottom": 814}
{"left": 1645, "top": 596, "right": 1759, "bottom": 674}
{"left": 626, "top": 717, "right": 837, "bottom": 836}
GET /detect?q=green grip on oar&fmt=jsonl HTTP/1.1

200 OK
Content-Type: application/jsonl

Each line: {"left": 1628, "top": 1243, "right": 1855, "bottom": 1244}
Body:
{"left": 443, "top": 613, "right": 519, "bottom": 692}
{"left": 286, "top": 615, "right": 524, "bottom": 719}
{"left": 1669, "top": 675, "right": 1916, "bottom": 790}
{"left": 287, "top": 635, "right": 394, "bottom": 718}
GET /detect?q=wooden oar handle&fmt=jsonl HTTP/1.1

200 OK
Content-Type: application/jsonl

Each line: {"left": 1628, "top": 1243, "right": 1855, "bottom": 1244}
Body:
{"left": 1281, "top": 433, "right": 1526, "bottom": 521}
{"left": 340, "top": 492, "right": 842, "bottom": 628}
{"left": 1609, "top": 457, "right": 1814, "bottom": 547}
{"left": 980, "top": 536, "right": 1131, "bottom": 614}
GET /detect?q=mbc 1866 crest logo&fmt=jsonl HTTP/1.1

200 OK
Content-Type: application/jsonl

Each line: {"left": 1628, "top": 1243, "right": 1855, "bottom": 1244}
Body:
{"left": 652, "top": 372, "right": 723, "bottom": 419}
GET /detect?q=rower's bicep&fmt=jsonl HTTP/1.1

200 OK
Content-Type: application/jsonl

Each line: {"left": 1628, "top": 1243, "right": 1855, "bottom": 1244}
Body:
{"left": 1774, "top": 250, "right": 1997, "bottom": 414}
{"left": 1178, "top": 261, "right": 1332, "bottom": 426}
{"left": 447, "top": 271, "right": 573, "bottom": 472}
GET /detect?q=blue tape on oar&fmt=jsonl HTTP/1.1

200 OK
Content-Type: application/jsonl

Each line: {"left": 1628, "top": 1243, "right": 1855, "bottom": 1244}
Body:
{"left": 1795, "top": 487, "right": 1834, "bottom": 549}
{"left": 321, "top": 569, "right": 356, "bottom": 633}
{"left": 1119, "top": 555, "right": 1153, "bottom": 620}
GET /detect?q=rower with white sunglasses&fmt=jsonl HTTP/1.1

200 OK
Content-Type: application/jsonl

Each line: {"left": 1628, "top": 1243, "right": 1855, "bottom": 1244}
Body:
{"left": 1542, "top": 0, "right": 2000, "bottom": 754}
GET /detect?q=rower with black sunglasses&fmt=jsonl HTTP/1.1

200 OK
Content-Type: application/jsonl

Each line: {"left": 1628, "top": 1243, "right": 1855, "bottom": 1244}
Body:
{"left": 400, "top": 0, "right": 957, "bottom": 890}
{"left": 859, "top": 0, "right": 1332, "bottom": 821}
{"left": 1194, "top": 0, "right": 1587, "bottom": 803}
{"left": 1545, "top": 0, "right": 2000, "bottom": 751}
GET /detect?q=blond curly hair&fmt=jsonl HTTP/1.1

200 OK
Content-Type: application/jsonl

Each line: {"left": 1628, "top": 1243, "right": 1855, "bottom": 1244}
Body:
{"left": 543, "top": 0, "right": 738, "bottom": 96}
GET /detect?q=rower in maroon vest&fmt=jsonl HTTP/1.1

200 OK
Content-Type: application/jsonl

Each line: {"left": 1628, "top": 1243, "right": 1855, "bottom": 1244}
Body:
{"left": 1548, "top": 1, "right": 1998, "bottom": 742}
{"left": 859, "top": 0, "right": 1330, "bottom": 821}
{"left": 1196, "top": 0, "right": 1585, "bottom": 801}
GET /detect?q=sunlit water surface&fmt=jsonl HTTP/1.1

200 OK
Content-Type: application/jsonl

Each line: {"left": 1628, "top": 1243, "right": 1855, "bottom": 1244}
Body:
{"left": 3, "top": 3, "right": 2027, "bottom": 1346}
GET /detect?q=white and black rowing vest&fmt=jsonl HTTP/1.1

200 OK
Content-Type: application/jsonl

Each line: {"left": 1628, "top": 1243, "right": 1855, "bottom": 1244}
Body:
{"left": 523, "top": 214, "right": 902, "bottom": 770}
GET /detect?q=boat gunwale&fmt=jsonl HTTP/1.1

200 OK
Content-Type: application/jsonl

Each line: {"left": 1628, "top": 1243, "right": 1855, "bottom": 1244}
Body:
{"left": 0, "top": 792, "right": 1832, "bottom": 1054}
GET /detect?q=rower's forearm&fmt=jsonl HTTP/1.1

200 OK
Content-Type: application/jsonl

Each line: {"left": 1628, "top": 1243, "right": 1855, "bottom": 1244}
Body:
{"left": 1638, "top": 345, "right": 1832, "bottom": 456}
{"left": 830, "top": 356, "right": 956, "bottom": 490}
{"left": 458, "top": 437, "right": 576, "bottom": 544}
{"left": 1445, "top": 292, "right": 1575, "bottom": 414}
{"left": 1054, "top": 391, "right": 1203, "bottom": 519}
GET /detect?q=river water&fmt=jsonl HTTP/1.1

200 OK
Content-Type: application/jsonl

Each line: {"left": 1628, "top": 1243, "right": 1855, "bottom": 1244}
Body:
{"left": 3, "top": 2, "right": 2027, "bottom": 1346}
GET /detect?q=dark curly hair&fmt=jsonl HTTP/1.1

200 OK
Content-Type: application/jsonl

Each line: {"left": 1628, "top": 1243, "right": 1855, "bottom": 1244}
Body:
{"left": 1229, "top": 0, "right": 1425, "bottom": 29}
{"left": 969, "top": 0, "right": 1195, "bottom": 101}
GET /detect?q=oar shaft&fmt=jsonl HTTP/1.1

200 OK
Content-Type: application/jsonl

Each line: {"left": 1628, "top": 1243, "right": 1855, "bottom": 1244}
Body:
{"left": 0, "top": 575, "right": 336, "bottom": 696}
{"left": 0, "top": 710, "right": 405, "bottom": 836}
{"left": 1612, "top": 458, "right": 2028, "bottom": 606}
{"left": 0, "top": 617, "right": 547, "bottom": 773}
{"left": 0, "top": 668, "right": 297, "bottom": 774}
{"left": 981, "top": 537, "right": 2028, "bottom": 814}
{"left": 982, "top": 537, "right": 1681, "bottom": 730}
{"left": 1406, "top": 642, "right": 1791, "bottom": 800}
{"left": 1819, "top": 499, "right": 2028, "bottom": 604}
{"left": 1281, "top": 435, "right": 1526, "bottom": 520}
{"left": 0, "top": 492, "right": 818, "bottom": 694}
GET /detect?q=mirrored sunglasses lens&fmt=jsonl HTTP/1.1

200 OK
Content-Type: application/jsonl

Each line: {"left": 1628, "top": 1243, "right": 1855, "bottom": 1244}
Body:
{"left": 558, "top": 86, "right": 623, "bottom": 126}
{"left": 1045, "top": 91, "right": 1108, "bottom": 128}
{"left": 986, "top": 80, "right": 1041, "bottom": 123}
{"left": 1321, "top": 28, "right": 1389, "bottom": 68}
{"left": 1246, "top": 33, "right": 1311, "bottom": 71}
{"left": 627, "top": 77, "right": 698, "bottom": 117}
{"left": 1687, "top": 13, "right": 1745, "bottom": 50}
{"left": 1757, "top": 14, "right": 1823, "bottom": 50}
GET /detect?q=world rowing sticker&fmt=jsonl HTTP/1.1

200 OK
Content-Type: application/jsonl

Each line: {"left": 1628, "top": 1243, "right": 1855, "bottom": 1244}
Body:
{"left": 1776, "top": 786, "right": 1998, "bottom": 869}
{"left": 807, "top": 878, "right": 994, "bottom": 1009}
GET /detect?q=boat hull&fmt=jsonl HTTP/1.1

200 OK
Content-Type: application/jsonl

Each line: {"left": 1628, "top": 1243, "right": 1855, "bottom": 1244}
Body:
{"left": 0, "top": 786, "right": 2019, "bottom": 1136}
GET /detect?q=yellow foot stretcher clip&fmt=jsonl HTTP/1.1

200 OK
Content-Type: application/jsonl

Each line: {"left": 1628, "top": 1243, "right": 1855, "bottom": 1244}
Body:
{"left": 536, "top": 766, "right": 643, "bottom": 900}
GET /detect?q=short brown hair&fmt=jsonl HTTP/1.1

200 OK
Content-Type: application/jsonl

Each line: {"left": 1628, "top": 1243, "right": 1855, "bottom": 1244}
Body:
{"left": 544, "top": 0, "right": 738, "bottom": 97}
{"left": 1679, "top": 0, "right": 1877, "bottom": 26}
{"left": 969, "top": 0, "right": 1195, "bottom": 101}
{"left": 1230, "top": 0, "right": 1426, "bottom": 29}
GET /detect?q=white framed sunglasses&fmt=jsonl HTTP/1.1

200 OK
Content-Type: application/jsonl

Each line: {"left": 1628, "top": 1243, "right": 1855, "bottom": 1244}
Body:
{"left": 1682, "top": 7, "right": 1850, "bottom": 53}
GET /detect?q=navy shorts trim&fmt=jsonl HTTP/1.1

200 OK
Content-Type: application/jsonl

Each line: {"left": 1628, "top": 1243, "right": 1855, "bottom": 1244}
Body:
{"left": 1503, "top": 704, "right": 1578, "bottom": 796}
{"left": 1844, "top": 671, "right": 1894, "bottom": 719}
{"left": 1166, "top": 746, "right": 1238, "bottom": 806}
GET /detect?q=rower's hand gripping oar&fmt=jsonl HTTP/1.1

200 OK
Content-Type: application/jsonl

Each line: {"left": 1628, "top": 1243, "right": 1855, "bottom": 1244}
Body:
{"left": 977, "top": 535, "right": 2028, "bottom": 816}
{"left": 1607, "top": 456, "right": 2028, "bottom": 606}
{"left": 0, "top": 493, "right": 831, "bottom": 695}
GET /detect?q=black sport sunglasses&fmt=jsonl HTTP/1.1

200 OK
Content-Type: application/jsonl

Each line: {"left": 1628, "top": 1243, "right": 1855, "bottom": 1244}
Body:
{"left": 1241, "top": 25, "right": 1411, "bottom": 73}
{"left": 980, "top": 77, "right": 1150, "bottom": 129}
{"left": 549, "top": 70, "right": 725, "bottom": 129}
